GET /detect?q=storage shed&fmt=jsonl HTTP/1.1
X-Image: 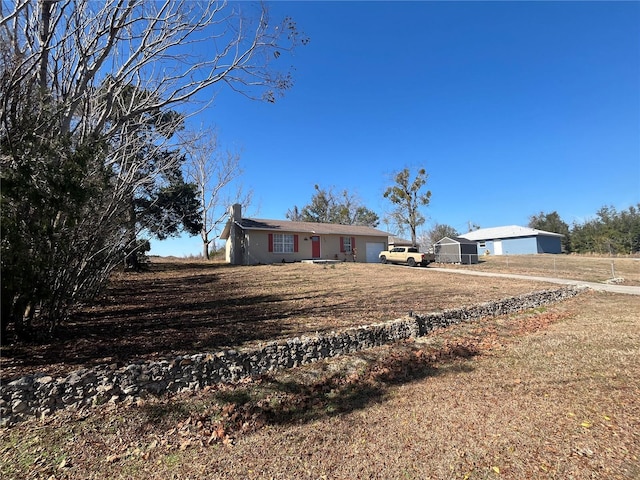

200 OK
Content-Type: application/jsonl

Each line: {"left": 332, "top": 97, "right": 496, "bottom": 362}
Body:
{"left": 434, "top": 236, "right": 479, "bottom": 264}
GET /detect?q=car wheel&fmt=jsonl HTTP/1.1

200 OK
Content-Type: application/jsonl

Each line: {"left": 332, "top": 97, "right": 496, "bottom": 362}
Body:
{"left": 407, "top": 257, "right": 416, "bottom": 267}
{"left": 380, "top": 255, "right": 387, "bottom": 264}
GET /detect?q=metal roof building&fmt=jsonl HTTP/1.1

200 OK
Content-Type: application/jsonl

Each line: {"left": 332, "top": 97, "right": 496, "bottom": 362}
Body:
{"left": 459, "top": 225, "right": 564, "bottom": 255}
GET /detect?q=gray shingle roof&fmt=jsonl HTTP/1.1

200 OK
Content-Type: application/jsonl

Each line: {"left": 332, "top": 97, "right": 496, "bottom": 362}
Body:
{"left": 236, "top": 218, "right": 389, "bottom": 237}
{"left": 435, "top": 236, "right": 478, "bottom": 245}
{"left": 388, "top": 236, "right": 414, "bottom": 245}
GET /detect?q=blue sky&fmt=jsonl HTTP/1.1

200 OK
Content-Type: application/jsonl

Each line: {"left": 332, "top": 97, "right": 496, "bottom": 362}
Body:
{"left": 150, "top": 1, "right": 640, "bottom": 257}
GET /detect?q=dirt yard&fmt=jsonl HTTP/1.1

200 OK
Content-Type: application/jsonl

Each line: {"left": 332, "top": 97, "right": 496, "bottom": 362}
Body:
{"left": 1, "top": 258, "right": 638, "bottom": 479}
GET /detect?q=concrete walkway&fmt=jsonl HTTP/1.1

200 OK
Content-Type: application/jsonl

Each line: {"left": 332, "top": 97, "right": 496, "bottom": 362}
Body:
{"left": 427, "top": 267, "right": 640, "bottom": 295}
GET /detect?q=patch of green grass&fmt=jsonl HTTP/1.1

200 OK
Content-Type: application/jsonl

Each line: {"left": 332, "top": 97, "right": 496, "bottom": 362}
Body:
{"left": 163, "top": 453, "right": 182, "bottom": 468}
{"left": 0, "top": 426, "right": 73, "bottom": 479}
{"left": 526, "top": 306, "right": 547, "bottom": 314}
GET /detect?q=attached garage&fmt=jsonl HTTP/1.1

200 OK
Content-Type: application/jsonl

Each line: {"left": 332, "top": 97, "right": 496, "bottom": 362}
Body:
{"left": 221, "top": 204, "right": 390, "bottom": 265}
{"left": 366, "top": 242, "right": 386, "bottom": 263}
{"left": 434, "top": 236, "right": 479, "bottom": 264}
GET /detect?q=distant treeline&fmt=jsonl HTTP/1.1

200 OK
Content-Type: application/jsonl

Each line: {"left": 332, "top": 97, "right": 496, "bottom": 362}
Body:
{"left": 529, "top": 204, "right": 640, "bottom": 255}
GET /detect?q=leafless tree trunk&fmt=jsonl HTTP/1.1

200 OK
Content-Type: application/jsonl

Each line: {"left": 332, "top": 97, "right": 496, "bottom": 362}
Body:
{"left": 2, "top": 0, "right": 305, "bottom": 196}
{"left": 0, "top": 0, "right": 305, "bottom": 336}
{"left": 3, "top": 0, "right": 305, "bottom": 132}
{"left": 182, "top": 129, "right": 251, "bottom": 259}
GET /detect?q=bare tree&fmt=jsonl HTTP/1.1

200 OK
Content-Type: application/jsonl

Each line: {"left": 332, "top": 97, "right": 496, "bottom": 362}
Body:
{"left": 2, "top": 0, "right": 306, "bottom": 135}
{"left": 2, "top": 0, "right": 305, "bottom": 215}
{"left": 2, "top": 0, "right": 305, "bottom": 214}
{"left": 0, "top": 0, "right": 305, "bottom": 339}
{"left": 182, "top": 129, "right": 251, "bottom": 259}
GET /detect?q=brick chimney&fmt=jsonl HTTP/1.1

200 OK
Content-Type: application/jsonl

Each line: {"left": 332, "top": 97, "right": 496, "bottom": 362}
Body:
{"left": 230, "top": 203, "right": 241, "bottom": 222}
{"left": 228, "top": 203, "right": 243, "bottom": 265}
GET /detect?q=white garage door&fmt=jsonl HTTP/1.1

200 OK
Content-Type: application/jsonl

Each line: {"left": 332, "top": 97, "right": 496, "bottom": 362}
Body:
{"left": 365, "top": 242, "right": 385, "bottom": 263}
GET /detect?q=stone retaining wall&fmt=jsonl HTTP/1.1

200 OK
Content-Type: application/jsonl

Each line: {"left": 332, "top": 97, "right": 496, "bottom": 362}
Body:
{"left": 0, "top": 286, "right": 584, "bottom": 427}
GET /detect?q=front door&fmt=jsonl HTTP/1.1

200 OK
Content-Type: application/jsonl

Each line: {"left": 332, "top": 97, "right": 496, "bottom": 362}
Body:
{"left": 311, "top": 236, "right": 321, "bottom": 258}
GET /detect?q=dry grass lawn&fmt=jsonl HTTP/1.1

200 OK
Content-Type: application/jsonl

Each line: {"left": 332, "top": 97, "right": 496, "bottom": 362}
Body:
{"left": 439, "top": 254, "right": 640, "bottom": 286}
{"left": 3, "top": 261, "right": 555, "bottom": 380}
{"left": 1, "top": 259, "right": 639, "bottom": 479}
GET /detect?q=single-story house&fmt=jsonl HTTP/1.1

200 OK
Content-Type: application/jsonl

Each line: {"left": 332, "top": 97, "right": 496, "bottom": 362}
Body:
{"left": 459, "top": 225, "right": 564, "bottom": 255}
{"left": 220, "top": 204, "right": 390, "bottom": 265}
{"left": 433, "top": 236, "right": 479, "bottom": 264}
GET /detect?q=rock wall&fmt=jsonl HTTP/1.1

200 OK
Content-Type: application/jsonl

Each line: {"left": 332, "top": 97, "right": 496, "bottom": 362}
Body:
{"left": 0, "top": 286, "right": 584, "bottom": 427}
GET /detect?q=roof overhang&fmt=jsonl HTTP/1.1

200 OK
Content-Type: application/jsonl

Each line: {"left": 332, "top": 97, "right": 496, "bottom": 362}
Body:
{"left": 460, "top": 225, "right": 564, "bottom": 241}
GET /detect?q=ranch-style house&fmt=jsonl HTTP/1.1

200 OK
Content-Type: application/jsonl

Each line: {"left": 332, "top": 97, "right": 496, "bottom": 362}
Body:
{"left": 220, "top": 204, "right": 390, "bottom": 265}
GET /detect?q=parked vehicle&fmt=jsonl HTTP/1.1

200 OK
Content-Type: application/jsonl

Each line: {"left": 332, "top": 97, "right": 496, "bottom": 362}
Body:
{"left": 378, "top": 246, "right": 435, "bottom": 267}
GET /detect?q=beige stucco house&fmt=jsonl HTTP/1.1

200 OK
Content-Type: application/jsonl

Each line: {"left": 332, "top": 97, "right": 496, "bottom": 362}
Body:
{"left": 220, "top": 204, "right": 390, "bottom": 265}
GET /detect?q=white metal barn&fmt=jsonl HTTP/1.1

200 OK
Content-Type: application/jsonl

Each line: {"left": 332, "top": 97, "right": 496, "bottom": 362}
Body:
{"left": 459, "top": 226, "right": 563, "bottom": 256}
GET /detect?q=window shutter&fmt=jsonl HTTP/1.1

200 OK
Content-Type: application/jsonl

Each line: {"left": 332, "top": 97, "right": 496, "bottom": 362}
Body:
{"left": 351, "top": 237, "right": 356, "bottom": 251}
{"left": 268, "top": 233, "right": 273, "bottom": 252}
{"left": 340, "top": 237, "right": 345, "bottom": 253}
{"left": 294, "top": 235, "right": 299, "bottom": 253}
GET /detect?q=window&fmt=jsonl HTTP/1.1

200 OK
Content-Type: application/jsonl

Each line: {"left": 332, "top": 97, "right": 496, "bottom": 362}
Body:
{"left": 478, "top": 241, "right": 486, "bottom": 248}
{"left": 273, "top": 233, "right": 295, "bottom": 253}
{"left": 340, "top": 236, "right": 356, "bottom": 254}
{"left": 342, "top": 236, "right": 352, "bottom": 253}
{"left": 268, "top": 233, "right": 298, "bottom": 253}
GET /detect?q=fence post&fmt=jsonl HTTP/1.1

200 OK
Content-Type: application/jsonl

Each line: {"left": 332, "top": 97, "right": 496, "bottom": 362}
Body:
{"left": 611, "top": 260, "right": 616, "bottom": 279}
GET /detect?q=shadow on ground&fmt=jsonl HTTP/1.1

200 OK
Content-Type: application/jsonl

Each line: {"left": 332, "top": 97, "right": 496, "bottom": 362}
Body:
{"left": 139, "top": 342, "right": 479, "bottom": 440}
{"left": 1, "top": 262, "right": 390, "bottom": 379}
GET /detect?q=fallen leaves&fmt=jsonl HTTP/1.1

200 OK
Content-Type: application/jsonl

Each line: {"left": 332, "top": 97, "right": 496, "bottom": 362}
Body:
{"left": 3, "top": 261, "right": 558, "bottom": 380}
{"left": 2, "top": 289, "right": 637, "bottom": 480}
{"left": 513, "top": 311, "right": 572, "bottom": 335}
{"left": 88, "top": 302, "right": 583, "bottom": 468}
{"left": 573, "top": 446, "right": 595, "bottom": 458}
